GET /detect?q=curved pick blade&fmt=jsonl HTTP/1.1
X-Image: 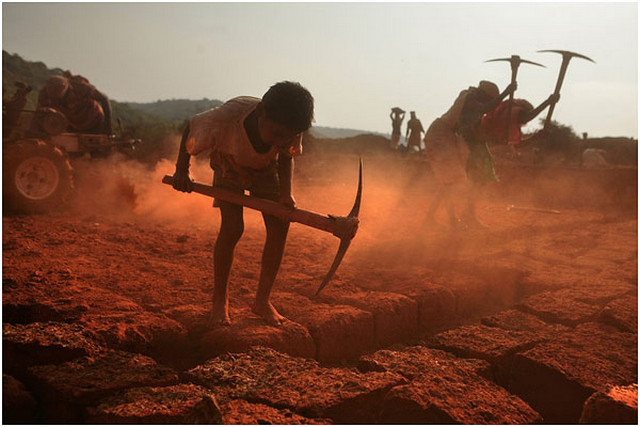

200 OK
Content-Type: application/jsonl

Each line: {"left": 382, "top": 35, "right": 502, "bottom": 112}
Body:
{"left": 315, "top": 159, "right": 363, "bottom": 296}
{"left": 485, "top": 57, "right": 512, "bottom": 63}
{"left": 519, "top": 59, "right": 545, "bottom": 67}
{"left": 315, "top": 238, "right": 351, "bottom": 296}
{"left": 538, "top": 49, "right": 596, "bottom": 63}
{"left": 348, "top": 158, "right": 363, "bottom": 218}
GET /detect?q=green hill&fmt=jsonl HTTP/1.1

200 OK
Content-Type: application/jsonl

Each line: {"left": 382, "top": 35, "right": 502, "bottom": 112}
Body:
{"left": 127, "top": 98, "right": 222, "bottom": 122}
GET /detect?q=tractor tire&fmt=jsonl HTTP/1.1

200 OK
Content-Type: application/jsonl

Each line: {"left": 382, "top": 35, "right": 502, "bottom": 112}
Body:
{"left": 3, "top": 140, "right": 74, "bottom": 214}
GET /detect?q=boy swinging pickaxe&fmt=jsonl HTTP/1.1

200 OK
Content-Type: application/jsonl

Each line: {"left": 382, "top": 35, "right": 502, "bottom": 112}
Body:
{"left": 162, "top": 160, "right": 361, "bottom": 297}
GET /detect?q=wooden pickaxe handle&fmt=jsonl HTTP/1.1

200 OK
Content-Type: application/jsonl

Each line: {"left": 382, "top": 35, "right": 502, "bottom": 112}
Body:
{"left": 162, "top": 159, "right": 363, "bottom": 296}
{"left": 162, "top": 175, "right": 357, "bottom": 240}
{"left": 543, "top": 57, "right": 570, "bottom": 129}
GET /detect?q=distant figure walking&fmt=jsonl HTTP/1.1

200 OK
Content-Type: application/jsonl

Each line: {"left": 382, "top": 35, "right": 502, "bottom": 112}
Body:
{"left": 389, "top": 107, "right": 405, "bottom": 150}
{"left": 405, "top": 111, "right": 424, "bottom": 153}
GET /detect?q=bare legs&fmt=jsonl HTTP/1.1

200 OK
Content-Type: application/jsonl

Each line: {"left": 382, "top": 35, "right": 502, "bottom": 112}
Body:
{"left": 426, "top": 183, "right": 464, "bottom": 229}
{"left": 210, "top": 202, "right": 243, "bottom": 326}
{"left": 251, "top": 213, "right": 289, "bottom": 325}
{"left": 210, "top": 202, "right": 289, "bottom": 327}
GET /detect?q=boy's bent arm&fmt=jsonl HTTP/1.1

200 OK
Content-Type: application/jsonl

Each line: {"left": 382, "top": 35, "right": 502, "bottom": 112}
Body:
{"left": 277, "top": 152, "right": 295, "bottom": 208}
{"left": 172, "top": 123, "right": 194, "bottom": 192}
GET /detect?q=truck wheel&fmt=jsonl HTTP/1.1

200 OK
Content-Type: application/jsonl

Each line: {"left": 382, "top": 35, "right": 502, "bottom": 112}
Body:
{"left": 3, "top": 140, "right": 74, "bottom": 214}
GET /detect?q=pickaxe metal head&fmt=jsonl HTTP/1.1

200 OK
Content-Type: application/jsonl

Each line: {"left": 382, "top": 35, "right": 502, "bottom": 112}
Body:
{"left": 538, "top": 50, "right": 595, "bottom": 128}
{"left": 314, "top": 158, "right": 362, "bottom": 296}
{"left": 538, "top": 50, "right": 596, "bottom": 65}
{"left": 485, "top": 55, "right": 546, "bottom": 70}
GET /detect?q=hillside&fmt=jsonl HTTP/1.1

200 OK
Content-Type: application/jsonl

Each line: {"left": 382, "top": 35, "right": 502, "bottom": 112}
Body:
{"left": 126, "top": 98, "right": 223, "bottom": 122}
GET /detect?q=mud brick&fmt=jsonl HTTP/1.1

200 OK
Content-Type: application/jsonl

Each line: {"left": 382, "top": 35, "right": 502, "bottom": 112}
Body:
{"left": 379, "top": 372, "right": 541, "bottom": 424}
{"left": 481, "top": 309, "right": 571, "bottom": 336}
{"left": 186, "top": 346, "right": 405, "bottom": 423}
{"left": 3, "top": 322, "right": 104, "bottom": 373}
{"left": 221, "top": 399, "right": 330, "bottom": 425}
{"left": 3, "top": 297, "right": 88, "bottom": 324}
{"left": 3, "top": 374, "right": 37, "bottom": 424}
{"left": 358, "top": 346, "right": 491, "bottom": 381}
{"left": 448, "top": 265, "right": 527, "bottom": 318}
{"left": 27, "top": 350, "right": 179, "bottom": 423}
{"left": 80, "top": 310, "right": 188, "bottom": 356}
{"left": 510, "top": 322, "right": 637, "bottom": 423}
{"left": 567, "top": 281, "right": 637, "bottom": 305}
{"left": 599, "top": 296, "right": 637, "bottom": 333}
{"left": 85, "top": 384, "right": 222, "bottom": 424}
{"left": 163, "top": 304, "right": 209, "bottom": 334}
{"left": 580, "top": 384, "right": 638, "bottom": 424}
{"left": 517, "top": 288, "right": 601, "bottom": 326}
{"left": 403, "top": 284, "right": 457, "bottom": 331}
{"left": 317, "top": 289, "right": 419, "bottom": 347}
{"left": 200, "top": 306, "right": 316, "bottom": 360}
{"left": 275, "top": 292, "right": 375, "bottom": 363}
{"left": 430, "top": 324, "right": 544, "bottom": 364}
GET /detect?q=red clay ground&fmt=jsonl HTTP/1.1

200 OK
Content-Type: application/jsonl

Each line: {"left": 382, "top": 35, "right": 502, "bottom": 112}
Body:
{"left": 3, "top": 148, "right": 638, "bottom": 423}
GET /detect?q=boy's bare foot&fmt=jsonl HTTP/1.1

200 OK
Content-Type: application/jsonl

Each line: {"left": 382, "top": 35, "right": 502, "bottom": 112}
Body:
{"left": 252, "top": 301, "right": 286, "bottom": 326}
{"left": 207, "top": 306, "right": 231, "bottom": 327}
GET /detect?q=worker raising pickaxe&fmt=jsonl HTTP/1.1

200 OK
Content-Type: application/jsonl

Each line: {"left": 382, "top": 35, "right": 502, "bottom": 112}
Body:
{"left": 538, "top": 49, "right": 595, "bottom": 129}
{"left": 485, "top": 55, "right": 545, "bottom": 142}
{"left": 163, "top": 159, "right": 361, "bottom": 297}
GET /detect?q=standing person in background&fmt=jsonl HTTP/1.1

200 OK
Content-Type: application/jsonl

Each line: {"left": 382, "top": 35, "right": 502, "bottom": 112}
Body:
{"left": 389, "top": 107, "right": 405, "bottom": 150}
{"left": 424, "top": 80, "right": 516, "bottom": 229}
{"left": 405, "top": 111, "right": 424, "bottom": 153}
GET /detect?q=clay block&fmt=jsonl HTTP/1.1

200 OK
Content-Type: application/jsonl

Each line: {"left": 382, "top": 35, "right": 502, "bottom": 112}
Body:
{"left": 163, "top": 304, "right": 210, "bottom": 334}
{"left": 85, "top": 384, "right": 222, "bottom": 424}
{"left": 358, "top": 345, "right": 540, "bottom": 423}
{"left": 3, "top": 374, "right": 37, "bottom": 424}
{"left": 185, "top": 346, "right": 405, "bottom": 423}
{"left": 580, "top": 384, "right": 638, "bottom": 424}
{"left": 200, "top": 306, "right": 316, "bottom": 360}
{"left": 517, "top": 289, "right": 601, "bottom": 326}
{"left": 357, "top": 346, "right": 491, "bottom": 380}
{"left": 430, "top": 324, "right": 544, "bottom": 363}
{"left": 318, "top": 289, "right": 419, "bottom": 346}
{"left": 510, "top": 323, "right": 637, "bottom": 423}
{"left": 380, "top": 375, "right": 541, "bottom": 424}
{"left": 80, "top": 310, "right": 188, "bottom": 356}
{"left": 222, "top": 399, "right": 330, "bottom": 425}
{"left": 3, "top": 322, "right": 104, "bottom": 373}
{"left": 405, "top": 285, "right": 457, "bottom": 331}
{"left": 599, "top": 296, "right": 637, "bottom": 333}
{"left": 27, "top": 350, "right": 179, "bottom": 423}
{"left": 447, "top": 265, "right": 526, "bottom": 318}
{"left": 274, "top": 293, "right": 375, "bottom": 363}
{"left": 481, "top": 309, "right": 570, "bottom": 336}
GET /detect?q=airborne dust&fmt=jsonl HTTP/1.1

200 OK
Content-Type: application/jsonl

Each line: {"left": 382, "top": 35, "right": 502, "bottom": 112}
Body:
{"left": 66, "top": 133, "right": 636, "bottom": 300}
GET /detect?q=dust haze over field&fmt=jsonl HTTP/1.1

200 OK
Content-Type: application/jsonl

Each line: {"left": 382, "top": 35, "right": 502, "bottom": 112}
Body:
{"left": 66, "top": 134, "right": 637, "bottom": 284}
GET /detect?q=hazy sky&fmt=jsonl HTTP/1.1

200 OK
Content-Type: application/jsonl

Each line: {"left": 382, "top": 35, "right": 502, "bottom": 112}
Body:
{"left": 2, "top": 2, "right": 638, "bottom": 138}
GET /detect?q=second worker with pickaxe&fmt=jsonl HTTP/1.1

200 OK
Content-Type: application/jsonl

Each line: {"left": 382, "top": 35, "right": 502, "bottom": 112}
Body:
{"left": 171, "top": 81, "right": 315, "bottom": 327}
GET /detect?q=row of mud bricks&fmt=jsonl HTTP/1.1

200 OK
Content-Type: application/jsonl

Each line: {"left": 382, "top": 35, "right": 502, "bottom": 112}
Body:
{"left": 4, "top": 275, "right": 638, "bottom": 424}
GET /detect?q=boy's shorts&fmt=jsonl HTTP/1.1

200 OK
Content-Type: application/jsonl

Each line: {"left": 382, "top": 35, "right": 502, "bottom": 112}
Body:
{"left": 211, "top": 160, "right": 280, "bottom": 207}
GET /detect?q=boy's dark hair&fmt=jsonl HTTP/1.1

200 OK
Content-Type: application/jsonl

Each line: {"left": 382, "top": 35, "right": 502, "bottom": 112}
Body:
{"left": 262, "top": 81, "right": 314, "bottom": 132}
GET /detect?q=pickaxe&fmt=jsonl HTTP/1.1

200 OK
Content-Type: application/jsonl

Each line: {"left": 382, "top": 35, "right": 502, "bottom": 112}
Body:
{"left": 538, "top": 50, "right": 595, "bottom": 129}
{"left": 485, "top": 55, "right": 545, "bottom": 142}
{"left": 162, "top": 159, "right": 362, "bottom": 296}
